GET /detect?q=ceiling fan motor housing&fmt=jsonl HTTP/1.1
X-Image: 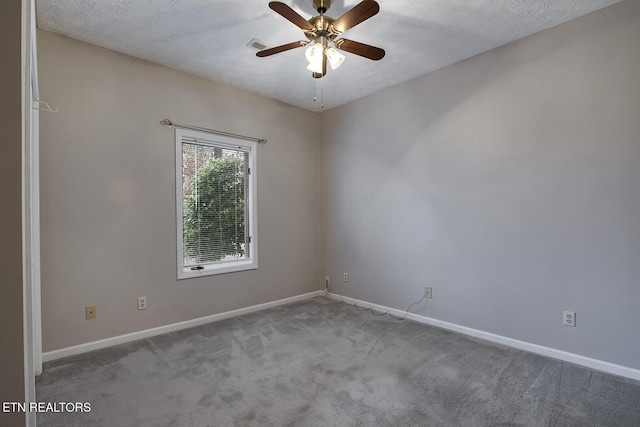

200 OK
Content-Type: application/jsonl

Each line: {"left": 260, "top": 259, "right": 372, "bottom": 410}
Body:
{"left": 305, "top": 15, "right": 337, "bottom": 42}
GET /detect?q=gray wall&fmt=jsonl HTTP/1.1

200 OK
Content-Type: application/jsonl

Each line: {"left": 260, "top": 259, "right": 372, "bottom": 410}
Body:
{"left": 38, "top": 31, "right": 321, "bottom": 352}
{"left": 321, "top": 0, "right": 640, "bottom": 369}
{"left": 0, "top": 1, "right": 26, "bottom": 426}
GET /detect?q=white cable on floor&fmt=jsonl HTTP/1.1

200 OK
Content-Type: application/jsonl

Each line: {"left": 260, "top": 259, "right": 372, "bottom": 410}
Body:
{"left": 325, "top": 290, "right": 427, "bottom": 321}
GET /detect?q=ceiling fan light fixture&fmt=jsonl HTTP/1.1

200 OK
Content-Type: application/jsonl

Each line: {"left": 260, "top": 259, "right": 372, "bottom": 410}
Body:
{"left": 305, "top": 42, "right": 323, "bottom": 63}
{"left": 306, "top": 58, "right": 324, "bottom": 74}
{"left": 325, "top": 47, "right": 345, "bottom": 70}
{"left": 259, "top": 0, "right": 384, "bottom": 85}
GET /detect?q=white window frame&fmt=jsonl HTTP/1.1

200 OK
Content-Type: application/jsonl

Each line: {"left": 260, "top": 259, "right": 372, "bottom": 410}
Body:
{"left": 176, "top": 128, "right": 258, "bottom": 279}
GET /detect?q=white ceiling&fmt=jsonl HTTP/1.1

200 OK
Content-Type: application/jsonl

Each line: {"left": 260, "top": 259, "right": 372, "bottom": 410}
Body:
{"left": 36, "top": 0, "right": 622, "bottom": 112}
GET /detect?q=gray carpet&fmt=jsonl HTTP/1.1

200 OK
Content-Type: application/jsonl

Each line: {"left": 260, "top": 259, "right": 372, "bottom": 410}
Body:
{"left": 36, "top": 297, "right": 640, "bottom": 426}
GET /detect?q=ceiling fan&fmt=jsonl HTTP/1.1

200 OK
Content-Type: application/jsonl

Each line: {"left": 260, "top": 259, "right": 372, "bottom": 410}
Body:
{"left": 257, "top": 0, "right": 385, "bottom": 78}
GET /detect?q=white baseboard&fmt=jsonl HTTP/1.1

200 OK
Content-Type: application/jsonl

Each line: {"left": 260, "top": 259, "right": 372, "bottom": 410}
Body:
{"left": 42, "top": 291, "right": 324, "bottom": 363}
{"left": 43, "top": 290, "right": 640, "bottom": 382}
{"left": 326, "top": 292, "right": 640, "bottom": 382}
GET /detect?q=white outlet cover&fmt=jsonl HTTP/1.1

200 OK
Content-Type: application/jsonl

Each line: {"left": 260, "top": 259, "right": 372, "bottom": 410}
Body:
{"left": 563, "top": 311, "right": 576, "bottom": 327}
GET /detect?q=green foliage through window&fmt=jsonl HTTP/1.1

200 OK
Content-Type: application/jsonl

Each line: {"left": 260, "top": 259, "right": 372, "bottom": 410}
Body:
{"left": 182, "top": 148, "right": 248, "bottom": 266}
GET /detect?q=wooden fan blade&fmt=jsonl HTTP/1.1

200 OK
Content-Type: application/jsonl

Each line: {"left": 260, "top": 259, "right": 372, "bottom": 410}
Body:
{"left": 331, "top": 0, "right": 379, "bottom": 34}
{"left": 269, "top": 1, "right": 314, "bottom": 31}
{"left": 256, "top": 41, "right": 307, "bottom": 57}
{"left": 335, "top": 38, "right": 385, "bottom": 60}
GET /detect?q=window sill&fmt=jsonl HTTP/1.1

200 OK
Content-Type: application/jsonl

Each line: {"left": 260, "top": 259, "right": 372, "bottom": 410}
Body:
{"left": 178, "top": 259, "right": 258, "bottom": 280}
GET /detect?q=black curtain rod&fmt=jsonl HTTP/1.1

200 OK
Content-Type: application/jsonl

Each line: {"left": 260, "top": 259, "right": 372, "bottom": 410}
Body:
{"left": 160, "top": 119, "right": 267, "bottom": 144}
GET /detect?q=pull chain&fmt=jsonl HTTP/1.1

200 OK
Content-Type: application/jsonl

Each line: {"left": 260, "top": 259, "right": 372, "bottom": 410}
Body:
{"left": 313, "top": 78, "right": 317, "bottom": 104}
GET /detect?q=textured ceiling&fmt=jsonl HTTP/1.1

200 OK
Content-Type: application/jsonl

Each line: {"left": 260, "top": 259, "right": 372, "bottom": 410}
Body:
{"left": 36, "top": 0, "right": 622, "bottom": 112}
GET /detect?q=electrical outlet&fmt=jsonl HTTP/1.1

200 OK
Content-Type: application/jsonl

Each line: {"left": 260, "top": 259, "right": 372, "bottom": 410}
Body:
{"left": 85, "top": 305, "right": 96, "bottom": 320}
{"left": 324, "top": 275, "right": 330, "bottom": 290}
{"left": 137, "top": 296, "right": 147, "bottom": 310}
{"left": 424, "top": 287, "right": 432, "bottom": 299}
{"left": 563, "top": 311, "right": 576, "bottom": 327}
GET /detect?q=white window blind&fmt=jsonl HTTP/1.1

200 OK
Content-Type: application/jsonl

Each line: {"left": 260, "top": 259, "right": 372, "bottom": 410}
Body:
{"left": 176, "top": 129, "right": 257, "bottom": 278}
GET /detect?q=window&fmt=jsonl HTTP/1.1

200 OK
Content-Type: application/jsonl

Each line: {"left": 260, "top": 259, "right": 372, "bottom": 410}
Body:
{"left": 176, "top": 128, "right": 257, "bottom": 279}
